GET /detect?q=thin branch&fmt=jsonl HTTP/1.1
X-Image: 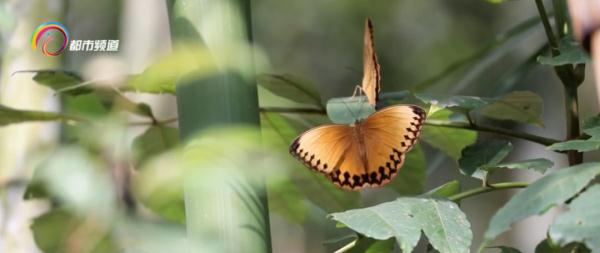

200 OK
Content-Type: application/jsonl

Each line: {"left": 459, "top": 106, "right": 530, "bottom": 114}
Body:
{"left": 259, "top": 107, "right": 326, "bottom": 114}
{"left": 448, "top": 181, "right": 529, "bottom": 202}
{"left": 424, "top": 120, "right": 562, "bottom": 147}
{"left": 535, "top": 0, "right": 560, "bottom": 53}
{"left": 334, "top": 239, "right": 358, "bottom": 253}
{"left": 129, "top": 117, "right": 178, "bottom": 126}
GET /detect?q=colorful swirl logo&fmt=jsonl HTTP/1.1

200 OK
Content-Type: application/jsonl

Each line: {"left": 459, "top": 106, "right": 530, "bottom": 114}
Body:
{"left": 31, "top": 22, "right": 70, "bottom": 56}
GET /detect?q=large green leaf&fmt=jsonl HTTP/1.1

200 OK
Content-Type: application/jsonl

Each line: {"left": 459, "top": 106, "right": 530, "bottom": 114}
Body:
{"left": 326, "top": 96, "right": 375, "bottom": 124}
{"left": 538, "top": 37, "right": 590, "bottom": 66}
{"left": 481, "top": 163, "right": 600, "bottom": 249}
{"left": 29, "top": 70, "right": 92, "bottom": 96}
{"left": 330, "top": 198, "right": 472, "bottom": 253}
{"left": 421, "top": 110, "right": 477, "bottom": 161}
{"left": 257, "top": 74, "right": 322, "bottom": 107}
{"left": 132, "top": 125, "right": 180, "bottom": 167}
{"left": 459, "top": 140, "right": 513, "bottom": 180}
{"left": 549, "top": 185, "right": 600, "bottom": 252}
{"left": 387, "top": 145, "right": 426, "bottom": 195}
{"left": 480, "top": 91, "right": 544, "bottom": 127}
{"left": 31, "top": 209, "right": 117, "bottom": 253}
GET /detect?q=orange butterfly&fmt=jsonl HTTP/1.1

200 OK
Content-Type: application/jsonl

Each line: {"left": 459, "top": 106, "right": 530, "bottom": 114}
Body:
{"left": 289, "top": 18, "right": 426, "bottom": 191}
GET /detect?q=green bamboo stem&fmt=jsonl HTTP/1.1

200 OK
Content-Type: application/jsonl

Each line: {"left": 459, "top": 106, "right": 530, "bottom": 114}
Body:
{"left": 169, "top": 0, "right": 271, "bottom": 252}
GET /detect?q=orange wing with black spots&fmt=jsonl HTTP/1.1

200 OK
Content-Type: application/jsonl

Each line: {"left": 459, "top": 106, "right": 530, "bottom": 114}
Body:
{"left": 361, "top": 18, "right": 381, "bottom": 107}
{"left": 289, "top": 105, "right": 426, "bottom": 191}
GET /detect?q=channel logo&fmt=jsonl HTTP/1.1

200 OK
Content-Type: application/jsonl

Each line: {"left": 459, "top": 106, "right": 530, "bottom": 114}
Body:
{"left": 31, "top": 22, "right": 70, "bottom": 56}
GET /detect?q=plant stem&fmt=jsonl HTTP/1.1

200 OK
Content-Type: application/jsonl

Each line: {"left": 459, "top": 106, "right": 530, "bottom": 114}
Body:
{"left": 334, "top": 239, "right": 358, "bottom": 253}
{"left": 424, "top": 119, "right": 561, "bottom": 147}
{"left": 448, "top": 181, "right": 530, "bottom": 202}
{"left": 535, "top": 0, "right": 584, "bottom": 165}
{"left": 259, "top": 106, "right": 326, "bottom": 114}
{"left": 536, "top": 0, "right": 560, "bottom": 53}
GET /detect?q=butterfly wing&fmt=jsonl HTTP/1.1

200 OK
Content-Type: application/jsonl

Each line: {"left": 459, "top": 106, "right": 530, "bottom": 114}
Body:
{"left": 346, "top": 105, "right": 426, "bottom": 189}
{"left": 361, "top": 18, "right": 381, "bottom": 107}
{"left": 290, "top": 105, "right": 426, "bottom": 191}
{"left": 289, "top": 124, "right": 354, "bottom": 175}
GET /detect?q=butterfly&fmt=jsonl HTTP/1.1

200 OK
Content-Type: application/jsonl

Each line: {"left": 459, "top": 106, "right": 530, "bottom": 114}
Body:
{"left": 289, "top": 18, "right": 427, "bottom": 191}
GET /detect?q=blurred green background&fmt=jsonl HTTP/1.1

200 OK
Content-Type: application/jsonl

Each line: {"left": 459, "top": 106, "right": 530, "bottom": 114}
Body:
{"left": 0, "top": 0, "right": 597, "bottom": 252}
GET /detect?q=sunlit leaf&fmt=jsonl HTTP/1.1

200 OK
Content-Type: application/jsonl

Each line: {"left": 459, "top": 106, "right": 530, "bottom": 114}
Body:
{"left": 330, "top": 197, "right": 472, "bottom": 253}
{"left": 31, "top": 209, "right": 117, "bottom": 253}
{"left": 459, "top": 140, "right": 513, "bottom": 180}
{"left": 326, "top": 96, "right": 375, "bottom": 124}
{"left": 33, "top": 147, "right": 116, "bottom": 216}
{"left": 481, "top": 163, "right": 600, "bottom": 249}
{"left": 422, "top": 109, "right": 477, "bottom": 161}
{"left": 480, "top": 91, "right": 544, "bottom": 127}
{"left": 549, "top": 185, "right": 600, "bottom": 252}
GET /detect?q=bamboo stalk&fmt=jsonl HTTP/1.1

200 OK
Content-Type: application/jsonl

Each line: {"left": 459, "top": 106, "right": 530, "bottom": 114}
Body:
{"left": 169, "top": 0, "right": 271, "bottom": 252}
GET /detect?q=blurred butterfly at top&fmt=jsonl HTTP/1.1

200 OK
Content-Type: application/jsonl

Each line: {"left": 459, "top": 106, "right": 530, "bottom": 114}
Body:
{"left": 289, "top": 18, "right": 427, "bottom": 191}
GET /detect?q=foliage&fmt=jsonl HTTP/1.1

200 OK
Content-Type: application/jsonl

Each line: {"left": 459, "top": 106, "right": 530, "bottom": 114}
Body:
{"left": 2, "top": 1, "right": 599, "bottom": 253}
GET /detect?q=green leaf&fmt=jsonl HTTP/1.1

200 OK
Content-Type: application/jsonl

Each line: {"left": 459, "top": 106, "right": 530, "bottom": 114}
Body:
{"left": 423, "top": 180, "right": 461, "bottom": 198}
{"left": 549, "top": 185, "right": 600, "bottom": 252}
{"left": 387, "top": 145, "right": 426, "bottom": 195}
{"left": 480, "top": 91, "right": 544, "bottom": 127}
{"left": 538, "top": 38, "right": 590, "bottom": 66}
{"left": 481, "top": 163, "right": 600, "bottom": 249}
{"left": 489, "top": 246, "right": 522, "bottom": 253}
{"left": 494, "top": 158, "right": 553, "bottom": 174}
{"left": 548, "top": 116, "right": 600, "bottom": 152}
{"left": 459, "top": 140, "right": 513, "bottom": 180}
{"left": 415, "top": 93, "right": 489, "bottom": 112}
{"left": 0, "top": 104, "right": 78, "bottom": 126}
{"left": 257, "top": 74, "right": 322, "bottom": 107}
{"left": 421, "top": 109, "right": 477, "bottom": 161}
{"left": 535, "top": 238, "right": 590, "bottom": 253}
{"left": 347, "top": 238, "right": 395, "bottom": 253}
{"left": 134, "top": 151, "right": 186, "bottom": 224}
{"left": 34, "top": 147, "right": 116, "bottom": 216}
{"left": 133, "top": 125, "right": 180, "bottom": 167}
{"left": 326, "top": 96, "right": 375, "bottom": 124}
{"left": 31, "top": 209, "right": 118, "bottom": 253}
{"left": 547, "top": 139, "right": 600, "bottom": 152}
{"left": 330, "top": 198, "right": 472, "bottom": 253}
{"left": 29, "top": 70, "right": 92, "bottom": 96}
